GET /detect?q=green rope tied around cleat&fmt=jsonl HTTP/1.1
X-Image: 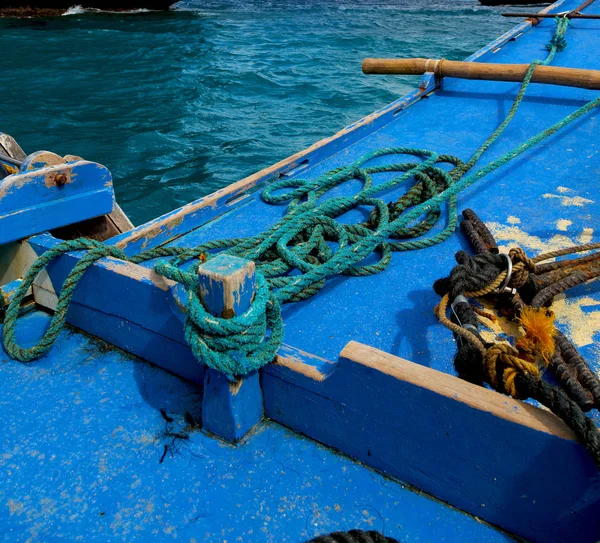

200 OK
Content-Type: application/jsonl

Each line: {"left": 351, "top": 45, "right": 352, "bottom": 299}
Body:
{"left": 4, "top": 17, "right": 599, "bottom": 380}
{"left": 155, "top": 257, "right": 284, "bottom": 378}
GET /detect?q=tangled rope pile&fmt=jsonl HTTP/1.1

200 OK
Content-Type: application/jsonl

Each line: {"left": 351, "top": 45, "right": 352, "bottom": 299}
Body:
{"left": 434, "top": 209, "right": 600, "bottom": 465}
{"left": 4, "top": 18, "right": 600, "bottom": 381}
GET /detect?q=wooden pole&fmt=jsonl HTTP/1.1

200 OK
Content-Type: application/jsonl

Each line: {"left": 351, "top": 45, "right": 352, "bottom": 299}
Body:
{"left": 362, "top": 58, "right": 600, "bottom": 90}
{"left": 502, "top": 12, "right": 600, "bottom": 19}
{"left": 198, "top": 253, "right": 264, "bottom": 443}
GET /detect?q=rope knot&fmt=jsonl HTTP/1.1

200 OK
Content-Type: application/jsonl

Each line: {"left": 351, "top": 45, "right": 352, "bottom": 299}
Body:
{"left": 546, "top": 35, "right": 567, "bottom": 52}
{"left": 509, "top": 247, "right": 536, "bottom": 288}
{"left": 182, "top": 272, "right": 283, "bottom": 381}
{"left": 483, "top": 343, "right": 539, "bottom": 398}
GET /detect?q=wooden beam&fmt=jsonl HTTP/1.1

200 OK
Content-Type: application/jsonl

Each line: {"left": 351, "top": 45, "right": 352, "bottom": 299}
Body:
{"left": 502, "top": 12, "right": 600, "bottom": 19}
{"left": 262, "top": 341, "right": 600, "bottom": 543}
{"left": 10, "top": 234, "right": 598, "bottom": 540}
{"left": 197, "top": 254, "right": 264, "bottom": 443}
{"left": 362, "top": 58, "right": 600, "bottom": 90}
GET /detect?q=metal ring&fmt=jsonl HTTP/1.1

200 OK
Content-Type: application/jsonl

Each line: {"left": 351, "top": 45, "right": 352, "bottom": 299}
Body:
{"left": 496, "top": 253, "right": 513, "bottom": 294}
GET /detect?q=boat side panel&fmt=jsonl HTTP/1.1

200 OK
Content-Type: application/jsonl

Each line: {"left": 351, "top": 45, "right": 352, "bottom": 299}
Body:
{"left": 263, "top": 341, "right": 600, "bottom": 543}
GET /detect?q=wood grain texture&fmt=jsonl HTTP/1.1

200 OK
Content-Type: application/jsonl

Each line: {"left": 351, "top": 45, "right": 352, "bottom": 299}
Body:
{"left": 51, "top": 204, "right": 134, "bottom": 242}
{"left": 363, "top": 58, "right": 600, "bottom": 90}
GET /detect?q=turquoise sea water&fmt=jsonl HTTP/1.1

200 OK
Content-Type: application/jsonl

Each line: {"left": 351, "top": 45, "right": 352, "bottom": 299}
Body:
{"left": 1, "top": 1, "right": 520, "bottom": 225}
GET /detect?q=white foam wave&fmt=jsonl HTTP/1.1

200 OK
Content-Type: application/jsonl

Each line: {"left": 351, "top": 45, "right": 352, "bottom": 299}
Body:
{"left": 62, "top": 5, "right": 87, "bottom": 15}
{"left": 62, "top": 5, "right": 153, "bottom": 16}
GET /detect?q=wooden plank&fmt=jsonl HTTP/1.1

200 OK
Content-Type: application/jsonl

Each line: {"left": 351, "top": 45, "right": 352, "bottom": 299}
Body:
{"left": 197, "top": 254, "right": 264, "bottom": 442}
{"left": 262, "top": 341, "right": 600, "bottom": 543}
{"left": 107, "top": 204, "right": 134, "bottom": 234}
{"left": 0, "top": 242, "right": 35, "bottom": 285}
{"left": 59, "top": 300, "right": 204, "bottom": 385}
{"left": 19, "top": 235, "right": 295, "bottom": 394}
{"left": 26, "top": 234, "right": 187, "bottom": 345}
{"left": 0, "top": 133, "right": 26, "bottom": 161}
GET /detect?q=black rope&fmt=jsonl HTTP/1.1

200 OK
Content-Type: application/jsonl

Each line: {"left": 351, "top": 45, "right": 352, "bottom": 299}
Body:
{"left": 434, "top": 209, "right": 600, "bottom": 466}
{"left": 306, "top": 530, "right": 399, "bottom": 543}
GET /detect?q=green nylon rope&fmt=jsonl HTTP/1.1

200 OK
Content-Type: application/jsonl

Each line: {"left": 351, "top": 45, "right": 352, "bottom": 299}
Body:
{"left": 4, "top": 18, "right": 598, "bottom": 380}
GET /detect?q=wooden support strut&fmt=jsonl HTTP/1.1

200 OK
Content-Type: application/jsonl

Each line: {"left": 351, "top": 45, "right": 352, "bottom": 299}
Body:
{"left": 362, "top": 58, "right": 600, "bottom": 90}
{"left": 197, "top": 254, "right": 264, "bottom": 443}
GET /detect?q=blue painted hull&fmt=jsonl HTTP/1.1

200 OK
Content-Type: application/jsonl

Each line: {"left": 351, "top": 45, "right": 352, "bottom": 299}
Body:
{"left": 2, "top": 1, "right": 600, "bottom": 541}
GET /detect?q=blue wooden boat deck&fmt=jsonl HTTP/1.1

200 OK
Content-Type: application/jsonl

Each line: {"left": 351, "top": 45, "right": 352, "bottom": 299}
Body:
{"left": 131, "top": 2, "right": 600, "bottom": 381}
{"left": 1, "top": 311, "right": 512, "bottom": 542}
{"left": 2, "top": 0, "right": 600, "bottom": 541}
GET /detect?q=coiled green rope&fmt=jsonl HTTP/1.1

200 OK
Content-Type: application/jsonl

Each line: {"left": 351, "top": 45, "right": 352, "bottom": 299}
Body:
{"left": 4, "top": 17, "right": 598, "bottom": 380}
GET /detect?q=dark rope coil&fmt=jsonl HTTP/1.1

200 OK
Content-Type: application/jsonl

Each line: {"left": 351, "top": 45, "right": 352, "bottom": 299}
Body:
{"left": 435, "top": 209, "right": 600, "bottom": 466}
{"left": 306, "top": 530, "right": 399, "bottom": 543}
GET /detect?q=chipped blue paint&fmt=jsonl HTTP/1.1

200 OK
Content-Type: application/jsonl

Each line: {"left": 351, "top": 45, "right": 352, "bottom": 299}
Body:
{"left": 0, "top": 155, "right": 114, "bottom": 245}
{"left": 198, "top": 254, "right": 264, "bottom": 443}
{"left": 263, "top": 344, "right": 600, "bottom": 543}
{"left": 197, "top": 254, "right": 256, "bottom": 317}
{"left": 0, "top": 311, "right": 512, "bottom": 543}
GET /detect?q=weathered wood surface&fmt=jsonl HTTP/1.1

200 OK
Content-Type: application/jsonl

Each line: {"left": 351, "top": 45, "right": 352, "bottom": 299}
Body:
{"left": 0, "top": 310, "right": 510, "bottom": 542}
{"left": 12, "top": 234, "right": 600, "bottom": 540}
{"left": 51, "top": 204, "right": 134, "bottom": 242}
{"left": 3, "top": 2, "right": 598, "bottom": 541}
{"left": 0, "top": 133, "right": 26, "bottom": 177}
{"left": 363, "top": 58, "right": 600, "bottom": 90}
{"left": 263, "top": 341, "right": 600, "bottom": 543}
{"left": 0, "top": 157, "right": 115, "bottom": 245}
{"left": 198, "top": 254, "right": 264, "bottom": 443}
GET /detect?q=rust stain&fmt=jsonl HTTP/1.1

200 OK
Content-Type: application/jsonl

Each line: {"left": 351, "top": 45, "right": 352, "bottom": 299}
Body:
{"left": 43, "top": 167, "right": 72, "bottom": 188}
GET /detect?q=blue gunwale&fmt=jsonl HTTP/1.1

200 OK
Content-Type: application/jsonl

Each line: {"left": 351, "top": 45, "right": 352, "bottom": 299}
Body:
{"left": 107, "top": 0, "right": 562, "bottom": 256}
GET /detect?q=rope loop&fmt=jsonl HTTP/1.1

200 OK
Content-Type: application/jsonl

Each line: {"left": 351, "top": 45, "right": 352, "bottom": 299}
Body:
{"left": 183, "top": 272, "right": 283, "bottom": 381}
{"left": 3, "top": 16, "right": 595, "bottom": 386}
{"left": 483, "top": 343, "right": 540, "bottom": 398}
{"left": 3, "top": 238, "right": 127, "bottom": 362}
